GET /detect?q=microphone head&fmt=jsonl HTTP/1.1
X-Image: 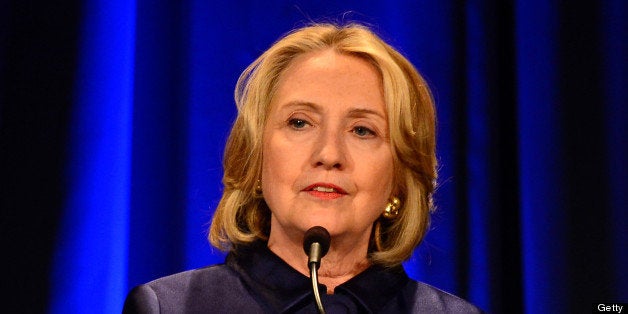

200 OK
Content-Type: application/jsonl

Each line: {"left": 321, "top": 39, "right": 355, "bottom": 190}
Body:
{"left": 303, "top": 226, "right": 331, "bottom": 258}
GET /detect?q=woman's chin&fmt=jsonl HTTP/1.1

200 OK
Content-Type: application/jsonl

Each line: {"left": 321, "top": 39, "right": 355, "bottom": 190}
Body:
{"left": 298, "top": 218, "right": 341, "bottom": 234}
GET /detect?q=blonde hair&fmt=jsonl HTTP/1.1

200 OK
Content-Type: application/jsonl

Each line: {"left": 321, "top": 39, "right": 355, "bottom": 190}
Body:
{"left": 209, "top": 23, "right": 437, "bottom": 267}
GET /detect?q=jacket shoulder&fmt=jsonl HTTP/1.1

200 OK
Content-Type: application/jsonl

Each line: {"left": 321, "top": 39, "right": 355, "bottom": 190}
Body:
{"left": 123, "top": 265, "right": 264, "bottom": 313}
{"left": 395, "top": 281, "right": 485, "bottom": 313}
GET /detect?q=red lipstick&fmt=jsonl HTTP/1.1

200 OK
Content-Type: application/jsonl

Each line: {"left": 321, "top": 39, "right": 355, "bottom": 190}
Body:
{"left": 303, "top": 183, "right": 347, "bottom": 200}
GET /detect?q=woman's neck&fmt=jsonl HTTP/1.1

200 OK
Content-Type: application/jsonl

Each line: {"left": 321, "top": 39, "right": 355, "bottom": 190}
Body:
{"left": 267, "top": 232, "right": 371, "bottom": 294}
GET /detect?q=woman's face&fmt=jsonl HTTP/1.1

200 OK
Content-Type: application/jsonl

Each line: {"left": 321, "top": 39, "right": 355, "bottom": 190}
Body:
{"left": 262, "top": 49, "right": 394, "bottom": 244}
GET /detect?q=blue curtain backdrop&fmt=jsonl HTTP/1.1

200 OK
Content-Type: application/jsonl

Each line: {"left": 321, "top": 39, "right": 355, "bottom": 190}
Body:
{"left": 1, "top": 0, "right": 626, "bottom": 313}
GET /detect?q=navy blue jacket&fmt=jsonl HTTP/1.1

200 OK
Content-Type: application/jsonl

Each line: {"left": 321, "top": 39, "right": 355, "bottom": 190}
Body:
{"left": 123, "top": 242, "right": 483, "bottom": 313}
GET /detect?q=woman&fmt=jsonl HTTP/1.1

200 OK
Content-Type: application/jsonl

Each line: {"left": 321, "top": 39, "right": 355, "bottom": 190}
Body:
{"left": 123, "top": 23, "right": 482, "bottom": 313}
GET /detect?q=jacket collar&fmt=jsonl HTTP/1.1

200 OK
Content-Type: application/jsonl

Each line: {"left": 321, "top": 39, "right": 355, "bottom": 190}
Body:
{"left": 226, "top": 241, "right": 410, "bottom": 313}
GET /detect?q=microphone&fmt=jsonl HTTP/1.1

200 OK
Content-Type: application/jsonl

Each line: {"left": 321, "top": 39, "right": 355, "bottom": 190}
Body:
{"left": 303, "top": 226, "right": 331, "bottom": 314}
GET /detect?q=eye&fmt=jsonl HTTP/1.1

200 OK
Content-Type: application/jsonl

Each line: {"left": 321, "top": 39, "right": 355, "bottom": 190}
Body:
{"left": 288, "top": 118, "right": 310, "bottom": 129}
{"left": 353, "top": 126, "right": 376, "bottom": 137}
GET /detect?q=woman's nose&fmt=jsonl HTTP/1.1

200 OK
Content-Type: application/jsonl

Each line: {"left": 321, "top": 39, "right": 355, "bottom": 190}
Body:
{"left": 311, "top": 129, "right": 346, "bottom": 170}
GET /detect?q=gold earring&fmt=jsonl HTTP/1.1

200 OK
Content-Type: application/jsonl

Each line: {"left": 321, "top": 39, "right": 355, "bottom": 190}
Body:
{"left": 253, "top": 179, "right": 263, "bottom": 198}
{"left": 383, "top": 196, "right": 401, "bottom": 219}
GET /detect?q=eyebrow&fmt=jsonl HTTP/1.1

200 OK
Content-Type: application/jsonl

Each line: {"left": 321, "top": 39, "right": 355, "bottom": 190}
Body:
{"left": 278, "top": 100, "right": 387, "bottom": 120}
{"left": 278, "top": 100, "right": 321, "bottom": 113}
{"left": 346, "top": 108, "right": 387, "bottom": 120}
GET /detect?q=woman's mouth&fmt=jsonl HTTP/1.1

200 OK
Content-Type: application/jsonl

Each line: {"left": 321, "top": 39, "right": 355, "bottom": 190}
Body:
{"left": 303, "top": 183, "right": 347, "bottom": 200}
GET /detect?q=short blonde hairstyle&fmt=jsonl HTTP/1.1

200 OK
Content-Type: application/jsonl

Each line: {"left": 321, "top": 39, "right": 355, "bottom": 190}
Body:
{"left": 209, "top": 23, "right": 437, "bottom": 267}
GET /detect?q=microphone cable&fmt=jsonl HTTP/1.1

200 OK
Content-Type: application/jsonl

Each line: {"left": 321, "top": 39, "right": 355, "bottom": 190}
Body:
{"left": 303, "top": 226, "right": 331, "bottom": 314}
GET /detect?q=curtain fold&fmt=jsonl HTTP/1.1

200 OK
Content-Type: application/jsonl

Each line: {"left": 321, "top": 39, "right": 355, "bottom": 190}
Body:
{"left": 516, "top": 1, "right": 568, "bottom": 311}
{"left": 48, "top": 0, "right": 136, "bottom": 313}
{"left": 45, "top": 1, "right": 627, "bottom": 313}
{"left": 602, "top": 0, "right": 628, "bottom": 301}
